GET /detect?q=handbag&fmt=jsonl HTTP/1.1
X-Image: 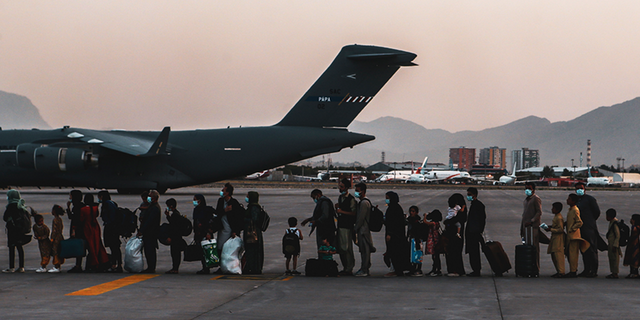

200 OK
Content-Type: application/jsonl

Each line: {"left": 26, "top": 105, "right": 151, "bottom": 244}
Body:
{"left": 60, "top": 238, "right": 86, "bottom": 258}
{"left": 201, "top": 239, "right": 220, "bottom": 267}
{"left": 184, "top": 241, "right": 204, "bottom": 261}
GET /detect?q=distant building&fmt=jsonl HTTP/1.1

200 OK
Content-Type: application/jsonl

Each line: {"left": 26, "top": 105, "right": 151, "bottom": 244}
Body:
{"left": 479, "top": 146, "right": 507, "bottom": 169}
{"left": 512, "top": 148, "right": 540, "bottom": 173}
{"left": 449, "top": 147, "right": 476, "bottom": 171}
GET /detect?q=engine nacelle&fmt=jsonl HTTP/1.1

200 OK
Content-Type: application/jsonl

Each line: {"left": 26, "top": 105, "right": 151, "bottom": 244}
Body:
{"left": 16, "top": 144, "right": 98, "bottom": 172}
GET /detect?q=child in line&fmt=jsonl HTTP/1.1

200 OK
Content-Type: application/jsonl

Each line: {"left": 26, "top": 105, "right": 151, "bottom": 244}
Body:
{"left": 283, "top": 217, "right": 303, "bottom": 275}
{"left": 543, "top": 202, "right": 565, "bottom": 278}
{"left": 623, "top": 214, "right": 640, "bottom": 278}
{"left": 49, "top": 205, "right": 65, "bottom": 273}
{"left": 423, "top": 209, "right": 443, "bottom": 277}
{"left": 33, "top": 214, "right": 52, "bottom": 273}
{"left": 318, "top": 238, "right": 336, "bottom": 261}
{"left": 444, "top": 198, "right": 462, "bottom": 238}
{"left": 565, "top": 193, "right": 587, "bottom": 278}
{"left": 605, "top": 209, "right": 622, "bottom": 279}
{"left": 407, "top": 206, "right": 424, "bottom": 276}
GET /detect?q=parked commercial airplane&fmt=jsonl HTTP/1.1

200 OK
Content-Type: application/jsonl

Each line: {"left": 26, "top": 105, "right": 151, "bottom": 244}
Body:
{"left": 496, "top": 162, "right": 517, "bottom": 185}
{"left": 586, "top": 167, "right": 610, "bottom": 186}
{"left": 0, "top": 45, "right": 416, "bottom": 193}
{"left": 407, "top": 157, "right": 471, "bottom": 183}
{"left": 245, "top": 170, "right": 271, "bottom": 180}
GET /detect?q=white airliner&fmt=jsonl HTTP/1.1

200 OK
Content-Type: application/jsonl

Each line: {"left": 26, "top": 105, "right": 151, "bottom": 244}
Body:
{"left": 378, "top": 157, "right": 429, "bottom": 183}
{"left": 586, "top": 167, "right": 610, "bottom": 186}
{"left": 245, "top": 170, "right": 271, "bottom": 180}
{"left": 496, "top": 162, "right": 517, "bottom": 185}
{"left": 407, "top": 157, "right": 471, "bottom": 183}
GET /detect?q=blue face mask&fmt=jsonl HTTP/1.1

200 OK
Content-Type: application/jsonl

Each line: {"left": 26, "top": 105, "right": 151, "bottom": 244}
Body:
{"left": 576, "top": 189, "right": 585, "bottom": 196}
{"left": 193, "top": 200, "right": 198, "bottom": 207}
{"left": 525, "top": 189, "right": 533, "bottom": 197}
{"left": 354, "top": 191, "right": 361, "bottom": 199}
{"left": 340, "top": 191, "right": 347, "bottom": 195}
{"left": 98, "top": 199, "right": 102, "bottom": 203}
{"left": 313, "top": 198, "right": 318, "bottom": 203}
{"left": 466, "top": 195, "right": 473, "bottom": 201}
{"left": 245, "top": 197, "right": 249, "bottom": 203}
{"left": 220, "top": 191, "right": 225, "bottom": 197}
{"left": 385, "top": 199, "right": 390, "bottom": 205}
{"left": 166, "top": 207, "right": 171, "bottom": 212}
{"left": 147, "top": 196, "right": 153, "bottom": 203}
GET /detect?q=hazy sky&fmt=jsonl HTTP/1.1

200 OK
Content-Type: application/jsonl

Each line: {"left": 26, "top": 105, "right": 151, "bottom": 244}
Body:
{"left": 1, "top": 1, "right": 639, "bottom": 132}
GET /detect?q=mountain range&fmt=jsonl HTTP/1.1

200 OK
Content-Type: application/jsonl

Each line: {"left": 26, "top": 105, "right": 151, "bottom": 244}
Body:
{"left": 0, "top": 90, "right": 50, "bottom": 129}
{"left": 330, "top": 97, "right": 640, "bottom": 167}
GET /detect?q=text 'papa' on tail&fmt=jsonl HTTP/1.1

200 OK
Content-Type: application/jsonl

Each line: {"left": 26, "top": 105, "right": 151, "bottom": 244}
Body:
{"left": 276, "top": 44, "right": 416, "bottom": 128}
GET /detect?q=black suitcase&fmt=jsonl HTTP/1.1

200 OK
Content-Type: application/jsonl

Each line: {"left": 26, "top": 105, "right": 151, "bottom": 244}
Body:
{"left": 305, "top": 259, "right": 339, "bottom": 277}
{"left": 483, "top": 240, "right": 511, "bottom": 275}
{"left": 515, "top": 227, "right": 538, "bottom": 277}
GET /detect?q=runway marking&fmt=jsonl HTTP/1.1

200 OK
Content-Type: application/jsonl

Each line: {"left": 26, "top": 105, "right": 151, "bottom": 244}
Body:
{"left": 211, "top": 274, "right": 294, "bottom": 281}
{"left": 66, "top": 274, "right": 159, "bottom": 296}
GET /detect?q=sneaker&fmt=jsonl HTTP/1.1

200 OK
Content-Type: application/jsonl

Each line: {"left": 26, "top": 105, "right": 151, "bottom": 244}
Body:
{"left": 48, "top": 267, "right": 61, "bottom": 273}
{"left": 35, "top": 267, "right": 47, "bottom": 273}
{"left": 290, "top": 270, "right": 301, "bottom": 275}
{"left": 17, "top": 267, "right": 25, "bottom": 273}
{"left": 2, "top": 268, "right": 15, "bottom": 273}
{"left": 354, "top": 270, "right": 369, "bottom": 277}
{"left": 410, "top": 271, "right": 423, "bottom": 277}
{"left": 383, "top": 272, "right": 397, "bottom": 278}
{"left": 446, "top": 272, "right": 459, "bottom": 277}
{"left": 430, "top": 271, "right": 442, "bottom": 277}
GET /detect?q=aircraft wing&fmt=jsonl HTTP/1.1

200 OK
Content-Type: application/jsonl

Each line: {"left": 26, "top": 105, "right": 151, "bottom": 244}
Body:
{"left": 70, "top": 127, "right": 170, "bottom": 157}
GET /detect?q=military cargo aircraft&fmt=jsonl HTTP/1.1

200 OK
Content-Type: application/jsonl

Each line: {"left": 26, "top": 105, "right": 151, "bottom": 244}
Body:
{"left": 0, "top": 45, "right": 416, "bottom": 193}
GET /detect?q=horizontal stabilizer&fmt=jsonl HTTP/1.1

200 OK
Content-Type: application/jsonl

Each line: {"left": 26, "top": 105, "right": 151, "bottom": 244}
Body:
{"left": 72, "top": 127, "right": 171, "bottom": 157}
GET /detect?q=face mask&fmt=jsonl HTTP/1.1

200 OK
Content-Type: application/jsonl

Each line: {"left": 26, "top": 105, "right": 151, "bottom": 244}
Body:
{"left": 147, "top": 196, "right": 153, "bottom": 203}
{"left": 354, "top": 191, "right": 361, "bottom": 199}
{"left": 340, "top": 191, "right": 346, "bottom": 195}
{"left": 385, "top": 199, "right": 390, "bottom": 205}
{"left": 313, "top": 198, "right": 318, "bottom": 203}
{"left": 98, "top": 199, "right": 102, "bottom": 203}
{"left": 166, "top": 207, "right": 171, "bottom": 212}
{"left": 193, "top": 200, "right": 198, "bottom": 207}
{"left": 245, "top": 197, "right": 249, "bottom": 203}
{"left": 466, "top": 195, "right": 473, "bottom": 201}
{"left": 576, "top": 189, "right": 585, "bottom": 196}
{"left": 220, "top": 191, "right": 225, "bottom": 197}
{"left": 525, "top": 189, "right": 533, "bottom": 197}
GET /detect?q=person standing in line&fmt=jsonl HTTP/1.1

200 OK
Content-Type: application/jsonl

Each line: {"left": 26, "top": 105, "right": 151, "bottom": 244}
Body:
{"left": 521, "top": 182, "right": 542, "bottom": 272}
{"left": 193, "top": 194, "right": 215, "bottom": 274}
{"left": 605, "top": 209, "right": 622, "bottom": 279}
{"left": 80, "top": 194, "right": 110, "bottom": 272}
{"left": 165, "top": 198, "right": 186, "bottom": 274}
{"left": 49, "top": 205, "right": 65, "bottom": 273}
{"left": 66, "top": 190, "right": 84, "bottom": 273}
{"left": 138, "top": 190, "right": 161, "bottom": 273}
{"left": 543, "top": 202, "right": 565, "bottom": 278}
{"left": 216, "top": 183, "right": 244, "bottom": 271}
{"left": 574, "top": 182, "right": 601, "bottom": 278}
{"left": 465, "top": 187, "right": 486, "bottom": 277}
{"left": 334, "top": 179, "right": 357, "bottom": 276}
{"left": 3, "top": 190, "right": 28, "bottom": 273}
{"left": 444, "top": 193, "right": 467, "bottom": 277}
{"left": 303, "top": 189, "right": 336, "bottom": 256}
{"left": 98, "top": 190, "right": 122, "bottom": 273}
{"left": 354, "top": 182, "right": 375, "bottom": 277}
{"left": 243, "top": 191, "right": 265, "bottom": 274}
{"left": 623, "top": 214, "right": 640, "bottom": 278}
{"left": 33, "top": 214, "right": 52, "bottom": 273}
{"left": 423, "top": 209, "right": 443, "bottom": 276}
{"left": 564, "top": 193, "right": 590, "bottom": 278}
{"left": 383, "top": 191, "right": 411, "bottom": 277}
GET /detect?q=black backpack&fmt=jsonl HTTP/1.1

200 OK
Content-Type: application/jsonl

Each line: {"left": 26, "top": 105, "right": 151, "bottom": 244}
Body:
{"left": 260, "top": 207, "right": 270, "bottom": 232}
{"left": 618, "top": 219, "right": 630, "bottom": 247}
{"left": 117, "top": 207, "right": 138, "bottom": 238}
{"left": 364, "top": 199, "right": 384, "bottom": 232}
{"left": 282, "top": 229, "right": 300, "bottom": 255}
{"left": 12, "top": 207, "right": 32, "bottom": 235}
{"left": 177, "top": 215, "right": 193, "bottom": 237}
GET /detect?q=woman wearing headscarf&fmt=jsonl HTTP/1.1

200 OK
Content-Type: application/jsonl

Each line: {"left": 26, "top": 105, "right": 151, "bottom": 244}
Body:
{"left": 193, "top": 194, "right": 215, "bottom": 274}
{"left": 80, "top": 194, "right": 109, "bottom": 272}
{"left": 444, "top": 193, "right": 467, "bottom": 276}
{"left": 66, "top": 189, "right": 85, "bottom": 273}
{"left": 3, "top": 190, "right": 29, "bottom": 273}
{"left": 243, "top": 191, "right": 265, "bottom": 274}
{"left": 383, "top": 191, "right": 411, "bottom": 277}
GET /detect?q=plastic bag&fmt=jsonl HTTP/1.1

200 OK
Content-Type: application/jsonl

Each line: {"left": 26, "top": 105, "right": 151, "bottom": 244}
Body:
{"left": 220, "top": 237, "right": 244, "bottom": 274}
{"left": 201, "top": 239, "right": 220, "bottom": 268}
{"left": 411, "top": 238, "right": 423, "bottom": 264}
{"left": 124, "top": 237, "right": 144, "bottom": 273}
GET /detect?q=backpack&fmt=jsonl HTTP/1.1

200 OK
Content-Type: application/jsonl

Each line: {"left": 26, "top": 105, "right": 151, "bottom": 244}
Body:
{"left": 282, "top": 229, "right": 300, "bottom": 255}
{"left": 364, "top": 199, "right": 384, "bottom": 232}
{"left": 12, "top": 207, "right": 32, "bottom": 235}
{"left": 177, "top": 215, "right": 193, "bottom": 237}
{"left": 260, "top": 207, "right": 270, "bottom": 232}
{"left": 117, "top": 207, "right": 138, "bottom": 238}
{"left": 618, "top": 219, "right": 630, "bottom": 247}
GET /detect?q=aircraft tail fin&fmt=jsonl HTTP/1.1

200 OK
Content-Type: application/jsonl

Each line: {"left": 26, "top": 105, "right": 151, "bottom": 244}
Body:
{"left": 276, "top": 45, "right": 416, "bottom": 128}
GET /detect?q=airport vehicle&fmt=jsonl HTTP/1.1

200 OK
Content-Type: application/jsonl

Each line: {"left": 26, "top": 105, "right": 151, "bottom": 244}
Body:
{"left": 0, "top": 45, "right": 416, "bottom": 193}
{"left": 586, "top": 167, "right": 610, "bottom": 186}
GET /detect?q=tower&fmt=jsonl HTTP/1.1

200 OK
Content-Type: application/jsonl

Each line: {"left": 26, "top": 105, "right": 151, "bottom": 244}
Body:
{"left": 587, "top": 140, "right": 591, "bottom": 167}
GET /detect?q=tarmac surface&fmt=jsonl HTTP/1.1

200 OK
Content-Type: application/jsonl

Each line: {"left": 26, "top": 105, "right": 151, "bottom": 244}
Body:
{"left": 1, "top": 186, "right": 640, "bottom": 319}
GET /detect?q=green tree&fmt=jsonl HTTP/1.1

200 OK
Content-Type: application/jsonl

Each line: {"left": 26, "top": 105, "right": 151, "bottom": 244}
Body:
{"left": 541, "top": 166, "right": 555, "bottom": 178}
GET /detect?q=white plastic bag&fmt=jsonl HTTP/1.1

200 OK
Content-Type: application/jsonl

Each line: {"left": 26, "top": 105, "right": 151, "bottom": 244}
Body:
{"left": 124, "top": 237, "right": 144, "bottom": 273}
{"left": 220, "top": 237, "right": 244, "bottom": 274}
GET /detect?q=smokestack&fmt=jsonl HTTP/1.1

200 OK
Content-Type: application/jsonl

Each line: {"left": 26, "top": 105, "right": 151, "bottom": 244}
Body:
{"left": 587, "top": 140, "right": 591, "bottom": 167}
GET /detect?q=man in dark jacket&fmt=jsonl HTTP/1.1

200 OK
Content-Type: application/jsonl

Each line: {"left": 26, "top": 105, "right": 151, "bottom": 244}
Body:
{"left": 465, "top": 187, "right": 486, "bottom": 277}
{"left": 303, "top": 189, "right": 336, "bottom": 256}
{"left": 575, "top": 182, "right": 601, "bottom": 277}
{"left": 138, "top": 190, "right": 161, "bottom": 273}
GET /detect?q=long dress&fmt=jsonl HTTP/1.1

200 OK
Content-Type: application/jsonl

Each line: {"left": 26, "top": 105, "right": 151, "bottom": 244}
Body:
{"left": 385, "top": 203, "right": 411, "bottom": 275}
{"left": 623, "top": 225, "right": 640, "bottom": 269}
{"left": 242, "top": 204, "right": 264, "bottom": 274}
{"left": 80, "top": 205, "right": 109, "bottom": 269}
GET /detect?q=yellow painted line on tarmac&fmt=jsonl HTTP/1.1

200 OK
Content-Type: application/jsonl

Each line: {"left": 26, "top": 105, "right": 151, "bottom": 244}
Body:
{"left": 66, "top": 274, "right": 159, "bottom": 296}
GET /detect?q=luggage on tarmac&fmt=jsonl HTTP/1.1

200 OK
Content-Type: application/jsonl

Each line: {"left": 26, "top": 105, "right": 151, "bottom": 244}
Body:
{"left": 305, "top": 258, "right": 339, "bottom": 277}
{"left": 220, "top": 237, "right": 244, "bottom": 274}
{"left": 184, "top": 241, "right": 203, "bottom": 261}
{"left": 483, "top": 240, "right": 511, "bottom": 275}
{"left": 60, "top": 238, "right": 86, "bottom": 258}
{"left": 515, "top": 227, "right": 538, "bottom": 277}
{"left": 124, "top": 237, "right": 144, "bottom": 273}
{"left": 201, "top": 239, "right": 220, "bottom": 268}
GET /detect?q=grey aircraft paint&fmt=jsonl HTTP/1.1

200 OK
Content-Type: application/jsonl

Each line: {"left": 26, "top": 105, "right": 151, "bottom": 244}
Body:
{"left": 0, "top": 45, "right": 416, "bottom": 193}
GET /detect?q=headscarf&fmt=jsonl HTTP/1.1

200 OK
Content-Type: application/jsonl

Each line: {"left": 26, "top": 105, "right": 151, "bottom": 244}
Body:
{"left": 247, "top": 191, "right": 259, "bottom": 205}
{"left": 194, "top": 194, "right": 207, "bottom": 206}
{"left": 6, "top": 189, "right": 26, "bottom": 211}
{"left": 385, "top": 191, "right": 400, "bottom": 205}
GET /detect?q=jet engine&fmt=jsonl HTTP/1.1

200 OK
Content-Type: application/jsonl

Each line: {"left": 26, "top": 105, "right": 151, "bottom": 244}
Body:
{"left": 16, "top": 144, "right": 98, "bottom": 172}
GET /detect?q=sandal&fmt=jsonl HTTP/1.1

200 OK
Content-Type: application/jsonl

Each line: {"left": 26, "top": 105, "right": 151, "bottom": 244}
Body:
{"left": 625, "top": 273, "right": 639, "bottom": 278}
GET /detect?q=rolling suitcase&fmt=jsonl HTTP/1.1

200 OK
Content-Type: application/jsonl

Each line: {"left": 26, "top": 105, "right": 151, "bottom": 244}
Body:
{"left": 483, "top": 240, "right": 511, "bottom": 275}
{"left": 515, "top": 227, "right": 538, "bottom": 277}
{"left": 305, "top": 259, "right": 339, "bottom": 277}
